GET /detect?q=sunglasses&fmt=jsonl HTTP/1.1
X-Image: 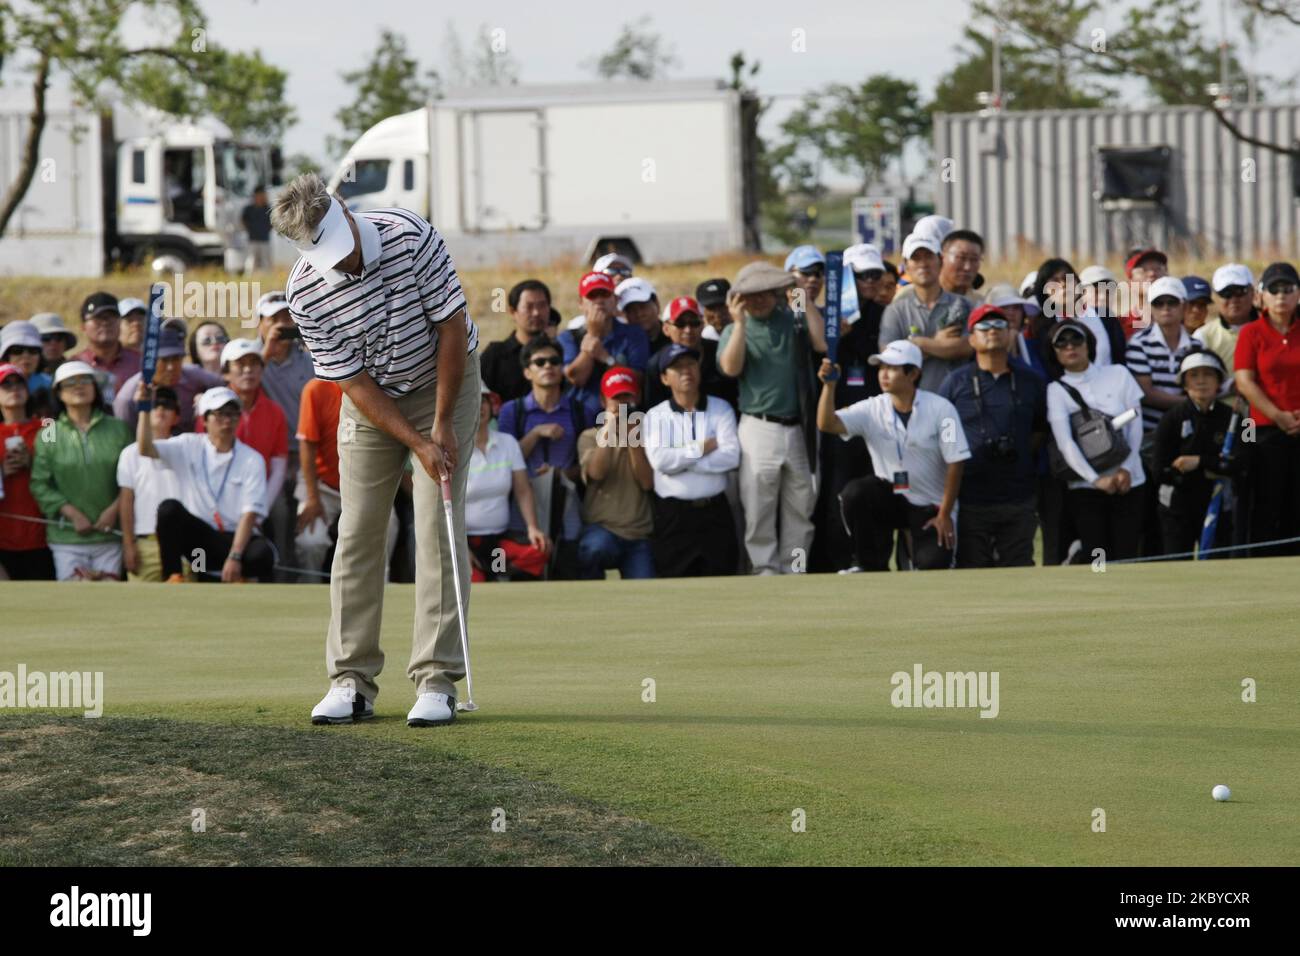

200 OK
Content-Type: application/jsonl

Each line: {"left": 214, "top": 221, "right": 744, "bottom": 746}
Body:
{"left": 59, "top": 376, "right": 94, "bottom": 388}
{"left": 198, "top": 335, "right": 229, "bottom": 347}
{"left": 854, "top": 269, "right": 884, "bottom": 282}
{"left": 40, "top": 334, "right": 67, "bottom": 343}
{"left": 673, "top": 317, "right": 703, "bottom": 328}
{"left": 530, "top": 356, "right": 563, "bottom": 367}
{"left": 1219, "top": 286, "right": 1251, "bottom": 299}
{"left": 0, "top": 377, "right": 26, "bottom": 388}
{"left": 796, "top": 266, "right": 825, "bottom": 278}
{"left": 1150, "top": 297, "right": 1182, "bottom": 308}
{"left": 6, "top": 346, "right": 40, "bottom": 357}
{"left": 1266, "top": 282, "right": 1297, "bottom": 296}
{"left": 972, "top": 318, "right": 1009, "bottom": 331}
{"left": 1053, "top": 333, "right": 1086, "bottom": 349}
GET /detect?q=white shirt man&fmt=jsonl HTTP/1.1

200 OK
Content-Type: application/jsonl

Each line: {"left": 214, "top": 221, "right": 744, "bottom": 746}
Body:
{"left": 135, "top": 386, "right": 273, "bottom": 582}
{"left": 116, "top": 395, "right": 184, "bottom": 583}
{"left": 643, "top": 345, "right": 741, "bottom": 577}
{"left": 818, "top": 339, "right": 970, "bottom": 571}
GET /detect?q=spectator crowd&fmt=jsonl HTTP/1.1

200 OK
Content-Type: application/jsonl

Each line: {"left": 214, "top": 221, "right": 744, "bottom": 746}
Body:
{"left": 3, "top": 216, "right": 1300, "bottom": 583}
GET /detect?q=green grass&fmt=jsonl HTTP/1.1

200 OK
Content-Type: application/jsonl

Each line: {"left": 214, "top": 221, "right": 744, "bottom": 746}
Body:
{"left": 3, "top": 561, "right": 1299, "bottom": 866}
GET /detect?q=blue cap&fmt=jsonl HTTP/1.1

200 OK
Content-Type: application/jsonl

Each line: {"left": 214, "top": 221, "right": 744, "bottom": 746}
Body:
{"left": 661, "top": 344, "right": 701, "bottom": 368}
{"left": 784, "top": 245, "right": 826, "bottom": 272}
{"left": 1181, "top": 275, "right": 1212, "bottom": 302}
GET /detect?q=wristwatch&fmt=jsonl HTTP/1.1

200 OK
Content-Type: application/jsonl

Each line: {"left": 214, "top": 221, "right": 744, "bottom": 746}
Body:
{"left": 228, "top": 550, "right": 243, "bottom": 562}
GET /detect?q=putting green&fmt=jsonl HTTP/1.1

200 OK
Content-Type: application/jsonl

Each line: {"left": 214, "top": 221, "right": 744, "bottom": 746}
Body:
{"left": 4, "top": 559, "right": 1298, "bottom": 865}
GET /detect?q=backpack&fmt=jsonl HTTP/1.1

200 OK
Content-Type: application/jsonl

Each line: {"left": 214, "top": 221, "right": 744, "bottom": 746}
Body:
{"left": 1047, "top": 380, "right": 1131, "bottom": 481}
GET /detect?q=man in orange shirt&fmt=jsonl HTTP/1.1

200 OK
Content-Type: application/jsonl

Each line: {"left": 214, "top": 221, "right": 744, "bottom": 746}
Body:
{"left": 295, "top": 377, "right": 397, "bottom": 580}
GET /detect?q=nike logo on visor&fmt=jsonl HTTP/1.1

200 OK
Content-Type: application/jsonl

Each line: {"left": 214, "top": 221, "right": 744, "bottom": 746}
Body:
{"left": 312, "top": 227, "right": 325, "bottom": 244}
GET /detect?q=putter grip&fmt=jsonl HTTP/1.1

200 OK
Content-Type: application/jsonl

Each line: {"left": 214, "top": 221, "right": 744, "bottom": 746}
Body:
{"left": 440, "top": 477, "right": 453, "bottom": 503}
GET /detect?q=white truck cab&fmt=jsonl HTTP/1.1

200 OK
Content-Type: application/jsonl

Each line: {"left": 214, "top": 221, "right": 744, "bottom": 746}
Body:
{"left": 114, "top": 112, "right": 279, "bottom": 269}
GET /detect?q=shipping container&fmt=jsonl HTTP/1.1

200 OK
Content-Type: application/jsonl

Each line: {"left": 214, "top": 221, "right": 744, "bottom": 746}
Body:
{"left": 933, "top": 104, "right": 1300, "bottom": 263}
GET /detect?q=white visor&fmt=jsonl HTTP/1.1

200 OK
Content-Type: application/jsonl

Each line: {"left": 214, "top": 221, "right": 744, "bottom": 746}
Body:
{"left": 293, "top": 196, "right": 354, "bottom": 275}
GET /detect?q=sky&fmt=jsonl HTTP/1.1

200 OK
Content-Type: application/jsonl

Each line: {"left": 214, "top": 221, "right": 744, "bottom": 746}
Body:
{"left": 8, "top": 0, "right": 1300, "bottom": 181}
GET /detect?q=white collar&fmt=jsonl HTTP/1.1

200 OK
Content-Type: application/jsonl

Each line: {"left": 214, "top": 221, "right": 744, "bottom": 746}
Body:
{"left": 320, "top": 214, "right": 382, "bottom": 288}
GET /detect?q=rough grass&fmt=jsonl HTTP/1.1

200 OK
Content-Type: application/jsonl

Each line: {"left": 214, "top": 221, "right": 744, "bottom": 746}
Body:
{"left": 0, "top": 713, "right": 724, "bottom": 867}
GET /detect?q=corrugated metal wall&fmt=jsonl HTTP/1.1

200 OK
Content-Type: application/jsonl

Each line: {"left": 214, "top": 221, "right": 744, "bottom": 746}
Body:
{"left": 934, "top": 105, "right": 1300, "bottom": 263}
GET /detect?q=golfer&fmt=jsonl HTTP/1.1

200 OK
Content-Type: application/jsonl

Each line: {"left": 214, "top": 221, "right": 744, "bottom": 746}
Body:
{"left": 271, "top": 174, "right": 481, "bottom": 728}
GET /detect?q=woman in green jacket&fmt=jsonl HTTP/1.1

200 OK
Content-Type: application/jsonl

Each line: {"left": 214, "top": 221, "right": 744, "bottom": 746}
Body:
{"left": 30, "top": 361, "right": 132, "bottom": 580}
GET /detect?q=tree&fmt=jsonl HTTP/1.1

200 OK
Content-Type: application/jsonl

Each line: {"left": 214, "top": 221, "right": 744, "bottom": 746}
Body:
{"left": 329, "top": 29, "right": 439, "bottom": 157}
{"left": 0, "top": 0, "right": 295, "bottom": 239}
{"left": 587, "top": 16, "right": 678, "bottom": 81}
{"left": 443, "top": 22, "right": 521, "bottom": 88}
{"left": 780, "top": 76, "right": 930, "bottom": 195}
{"left": 930, "top": 26, "right": 1106, "bottom": 113}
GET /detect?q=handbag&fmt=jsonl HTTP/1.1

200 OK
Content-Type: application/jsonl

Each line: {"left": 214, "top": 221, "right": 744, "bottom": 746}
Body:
{"left": 1047, "top": 380, "right": 1131, "bottom": 481}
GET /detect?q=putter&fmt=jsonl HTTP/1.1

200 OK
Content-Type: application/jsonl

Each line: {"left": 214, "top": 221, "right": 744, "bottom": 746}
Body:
{"left": 441, "top": 475, "right": 477, "bottom": 712}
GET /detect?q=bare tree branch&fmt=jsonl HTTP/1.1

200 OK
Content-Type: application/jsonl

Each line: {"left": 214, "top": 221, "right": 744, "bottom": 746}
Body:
{"left": 1241, "top": 0, "right": 1300, "bottom": 28}
{"left": 0, "top": 52, "right": 51, "bottom": 239}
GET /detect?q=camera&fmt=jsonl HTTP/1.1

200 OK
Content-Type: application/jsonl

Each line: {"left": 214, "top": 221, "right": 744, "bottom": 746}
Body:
{"left": 985, "top": 435, "right": 1017, "bottom": 463}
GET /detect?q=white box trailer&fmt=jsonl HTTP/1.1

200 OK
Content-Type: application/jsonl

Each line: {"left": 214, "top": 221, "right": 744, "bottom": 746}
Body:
{"left": 329, "top": 79, "right": 760, "bottom": 268}
{"left": 0, "top": 88, "right": 283, "bottom": 277}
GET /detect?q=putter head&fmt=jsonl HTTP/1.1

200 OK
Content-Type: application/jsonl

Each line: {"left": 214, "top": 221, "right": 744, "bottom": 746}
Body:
{"left": 456, "top": 701, "right": 478, "bottom": 713}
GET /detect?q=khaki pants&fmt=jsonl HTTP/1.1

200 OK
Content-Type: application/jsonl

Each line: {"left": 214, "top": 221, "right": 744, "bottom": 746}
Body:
{"left": 736, "top": 414, "right": 816, "bottom": 574}
{"left": 325, "top": 353, "right": 481, "bottom": 702}
{"left": 126, "top": 535, "right": 163, "bottom": 582}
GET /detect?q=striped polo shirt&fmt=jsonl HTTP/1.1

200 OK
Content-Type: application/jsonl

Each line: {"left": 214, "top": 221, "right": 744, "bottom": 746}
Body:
{"left": 1125, "top": 322, "right": 1194, "bottom": 430}
{"left": 286, "top": 208, "right": 479, "bottom": 397}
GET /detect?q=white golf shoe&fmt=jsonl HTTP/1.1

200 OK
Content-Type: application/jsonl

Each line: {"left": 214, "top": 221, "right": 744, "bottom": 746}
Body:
{"left": 407, "top": 691, "right": 456, "bottom": 727}
{"left": 310, "top": 686, "right": 374, "bottom": 725}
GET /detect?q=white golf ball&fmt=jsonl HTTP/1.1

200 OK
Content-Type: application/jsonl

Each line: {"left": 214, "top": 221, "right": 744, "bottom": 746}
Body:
{"left": 1212, "top": 784, "right": 1231, "bottom": 802}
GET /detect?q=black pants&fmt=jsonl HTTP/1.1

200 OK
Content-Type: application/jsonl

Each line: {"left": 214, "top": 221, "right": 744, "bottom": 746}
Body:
{"left": 651, "top": 493, "right": 738, "bottom": 577}
{"left": 1159, "top": 503, "right": 1232, "bottom": 560}
{"left": 0, "top": 547, "right": 55, "bottom": 580}
{"left": 839, "top": 476, "right": 952, "bottom": 571}
{"left": 1064, "top": 486, "right": 1144, "bottom": 563}
{"left": 156, "top": 499, "right": 276, "bottom": 581}
{"left": 810, "top": 434, "right": 870, "bottom": 572}
{"left": 1245, "top": 426, "right": 1300, "bottom": 557}
{"left": 955, "top": 499, "right": 1037, "bottom": 568}
{"left": 1037, "top": 474, "right": 1073, "bottom": 565}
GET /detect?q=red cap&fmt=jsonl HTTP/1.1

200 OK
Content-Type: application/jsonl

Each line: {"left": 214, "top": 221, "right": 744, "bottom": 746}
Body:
{"left": 966, "top": 303, "right": 1008, "bottom": 332}
{"left": 579, "top": 272, "right": 617, "bottom": 299}
{"left": 0, "top": 362, "right": 25, "bottom": 384}
{"left": 1124, "top": 249, "right": 1167, "bottom": 278}
{"left": 667, "top": 296, "right": 701, "bottom": 324}
{"left": 600, "top": 366, "right": 639, "bottom": 401}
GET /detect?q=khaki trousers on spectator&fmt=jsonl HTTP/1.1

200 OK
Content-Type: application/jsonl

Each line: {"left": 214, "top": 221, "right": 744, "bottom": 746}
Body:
{"left": 736, "top": 414, "right": 817, "bottom": 574}
{"left": 325, "top": 353, "right": 481, "bottom": 703}
{"left": 126, "top": 535, "right": 163, "bottom": 583}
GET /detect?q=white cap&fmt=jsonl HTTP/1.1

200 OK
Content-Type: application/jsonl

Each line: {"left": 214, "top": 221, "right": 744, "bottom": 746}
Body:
{"left": 52, "top": 359, "right": 96, "bottom": 387}
{"left": 1177, "top": 349, "right": 1227, "bottom": 385}
{"left": 615, "top": 277, "right": 656, "bottom": 310}
{"left": 1019, "top": 270, "right": 1039, "bottom": 297}
{"left": 1079, "top": 265, "right": 1117, "bottom": 286}
{"left": 984, "top": 283, "right": 1039, "bottom": 315}
{"left": 868, "top": 339, "right": 924, "bottom": 368}
{"left": 291, "top": 195, "right": 355, "bottom": 275}
{"left": 1212, "top": 263, "right": 1254, "bottom": 293}
{"left": 902, "top": 233, "right": 940, "bottom": 261}
{"left": 257, "top": 291, "right": 289, "bottom": 318}
{"left": 1148, "top": 276, "right": 1188, "bottom": 302}
{"left": 220, "top": 338, "right": 264, "bottom": 368}
{"left": 844, "top": 243, "right": 885, "bottom": 274}
{"left": 117, "top": 297, "right": 147, "bottom": 317}
{"left": 197, "top": 386, "right": 241, "bottom": 416}
{"left": 912, "top": 215, "right": 955, "bottom": 246}
{"left": 594, "top": 252, "right": 633, "bottom": 276}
